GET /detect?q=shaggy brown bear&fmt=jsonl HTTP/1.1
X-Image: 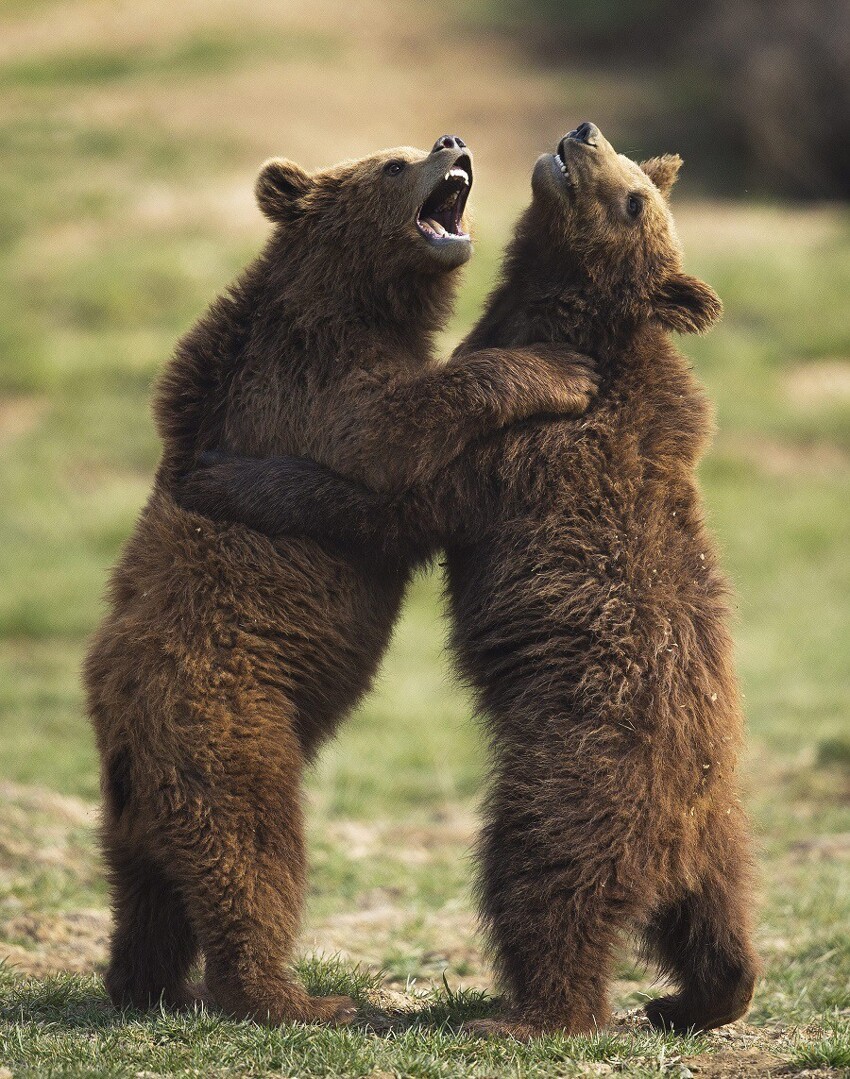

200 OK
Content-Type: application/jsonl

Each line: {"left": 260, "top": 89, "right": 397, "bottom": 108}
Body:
{"left": 178, "top": 123, "right": 760, "bottom": 1038}
{"left": 84, "top": 136, "right": 598, "bottom": 1025}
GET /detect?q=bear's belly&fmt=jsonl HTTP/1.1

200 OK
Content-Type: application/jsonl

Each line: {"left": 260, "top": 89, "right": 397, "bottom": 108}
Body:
{"left": 445, "top": 435, "right": 735, "bottom": 746}
{"left": 88, "top": 490, "right": 407, "bottom": 759}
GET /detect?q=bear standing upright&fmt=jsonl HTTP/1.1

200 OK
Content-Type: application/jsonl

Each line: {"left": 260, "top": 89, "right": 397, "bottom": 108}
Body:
{"left": 84, "top": 137, "right": 598, "bottom": 1024}
{"left": 178, "top": 124, "right": 760, "bottom": 1038}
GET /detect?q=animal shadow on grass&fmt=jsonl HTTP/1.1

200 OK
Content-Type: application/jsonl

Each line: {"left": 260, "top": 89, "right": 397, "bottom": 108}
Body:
{"left": 0, "top": 962, "right": 219, "bottom": 1030}
{"left": 355, "top": 981, "right": 497, "bottom": 1037}
{"left": 0, "top": 969, "right": 123, "bottom": 1029}
{"left": 299, "top": 955, "right": 497, "bottom": 1035}
{"left": 0, "top": 960, "right": 494, "bottom": 1037}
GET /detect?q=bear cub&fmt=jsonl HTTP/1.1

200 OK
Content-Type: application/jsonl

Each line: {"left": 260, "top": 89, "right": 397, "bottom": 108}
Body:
{"left": 179, "top": 124, "right": 760, "bottom": 1039}
{"left": 85, "top": 137, "right": 597, "bottom": 1025}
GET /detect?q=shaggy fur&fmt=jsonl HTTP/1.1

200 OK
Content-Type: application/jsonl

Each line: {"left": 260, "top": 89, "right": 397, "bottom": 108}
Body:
{"left": 177, "top": 125, "right": 760, "bottom": 1038}
{"left": 84, "top": 139, "right": 599, "bottom": 1025}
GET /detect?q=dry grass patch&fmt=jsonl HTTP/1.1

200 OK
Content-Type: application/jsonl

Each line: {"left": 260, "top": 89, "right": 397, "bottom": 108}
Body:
{"left": 1, "top": 909, "right": 109, "bottom": 976}
{"left": 785, "top": 360, "right": 850, "bottom": 409}
{"left": 0, "top": 782, "right": 104, "bottom": 974}
{"left": 717, "top": 434, "right": 850, "bottom": 479}
{"left": 0, "top": 396, "right": 48, "bottom": 446}
{"left": 676, "top": 203, "right": 847, "bottom": 255}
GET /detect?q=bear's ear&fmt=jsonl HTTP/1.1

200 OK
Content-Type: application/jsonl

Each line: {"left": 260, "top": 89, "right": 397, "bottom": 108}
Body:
{"left": 639, "top": 154, "right": 683, "bottom": 199}
{"left": 655, "top": 272, "right": 722, "bottom": 335}
{"left": 255, "top": 158, "right": 313, "bottom": 222}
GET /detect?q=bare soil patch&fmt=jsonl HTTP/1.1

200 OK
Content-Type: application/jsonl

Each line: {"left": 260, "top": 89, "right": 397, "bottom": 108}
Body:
{"left": 790, "top": 833, "right": 850, "bottom": 863}
{"left": 1, "top": 910, "right": 109, "bottom": 976}
{"left": 0, "top": 779, "right": 94, "bottom": 829}
{"left": 327, "top": 810, "right": 476, "bottom": 865}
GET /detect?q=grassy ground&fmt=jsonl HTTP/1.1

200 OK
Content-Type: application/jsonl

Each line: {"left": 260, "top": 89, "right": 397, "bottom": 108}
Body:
{"left": 1, "top": 0, "right": 849, "bottom": 1075}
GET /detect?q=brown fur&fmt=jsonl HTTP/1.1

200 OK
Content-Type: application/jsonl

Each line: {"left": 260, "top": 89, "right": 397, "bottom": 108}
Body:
{"left": 177, "top": 126, "right": 760, "bottom": 1038}
{"left": 84, "top": 139, "right": 597, "bottom": 1024}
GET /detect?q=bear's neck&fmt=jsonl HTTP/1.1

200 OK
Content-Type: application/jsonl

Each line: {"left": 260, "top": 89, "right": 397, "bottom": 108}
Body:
{"left": 461, "top": 214, "right": 643, "bottom": 367}
{"left": 253, "top": 241, "right": 456, "bottom": 370}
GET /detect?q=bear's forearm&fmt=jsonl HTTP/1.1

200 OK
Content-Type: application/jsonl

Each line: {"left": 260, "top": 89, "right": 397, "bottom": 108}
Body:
{"left": 175, "top": 455, "right": 441, "bottom": 567}
{"left": 356, "top": 345, "right": 597, "bottom": 491}
{"left": 175, "top": 446, "right": 510, "bottom": 567}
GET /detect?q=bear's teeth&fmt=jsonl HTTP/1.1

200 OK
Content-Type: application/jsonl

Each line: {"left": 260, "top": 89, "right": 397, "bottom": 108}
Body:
{"left": 446, "top": 167, "right": 469, "bottom": 184}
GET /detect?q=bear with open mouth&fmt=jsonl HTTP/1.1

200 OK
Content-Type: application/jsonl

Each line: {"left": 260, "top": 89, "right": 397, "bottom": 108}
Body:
{"left": 178, "top": 123, "right": 760, "bottom": 1039}
{"left": 84, "top": 136, "right": 597, "bottom": 1026}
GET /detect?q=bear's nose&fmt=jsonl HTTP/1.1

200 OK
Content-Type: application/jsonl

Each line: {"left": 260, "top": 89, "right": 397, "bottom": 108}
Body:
{"left": 431, "top": 135, "right": 466, "bottom": 153}
{"left": 566, "top": 121, "right": 599, "bottom": 146}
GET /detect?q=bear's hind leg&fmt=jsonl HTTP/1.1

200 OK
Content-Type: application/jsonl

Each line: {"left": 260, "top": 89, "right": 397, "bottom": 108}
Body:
{"left": 642, "top": 823, "right": 759, "bottom": 1031}
{"left": 167, "top": 736, "right": 356, "bottom": 1028}
{"left": 103, "top": 848, "right": 200, "bottom": 1011}
{"left": 466, "top": 758, "right": 645, "bottom": 1039}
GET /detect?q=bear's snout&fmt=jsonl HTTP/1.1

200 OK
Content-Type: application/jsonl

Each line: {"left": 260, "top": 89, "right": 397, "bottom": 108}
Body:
{"left": 565, "top": 122, "right": 600, "bottom": 147}
{"left": 431, "top": 135, "right": 466, "bottom": 154}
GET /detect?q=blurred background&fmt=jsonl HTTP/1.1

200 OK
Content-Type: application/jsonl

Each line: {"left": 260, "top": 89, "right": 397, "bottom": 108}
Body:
{"left": 0, "top": 0, "right": 848, "bottom": 1031}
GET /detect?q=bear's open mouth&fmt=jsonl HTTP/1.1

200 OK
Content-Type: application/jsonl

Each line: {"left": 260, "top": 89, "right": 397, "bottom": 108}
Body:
{"left": 554, "top": 144, "right": 573, "bottom": 189}
{"left": 417, "top": 154, "right": 472, "bottom": 242}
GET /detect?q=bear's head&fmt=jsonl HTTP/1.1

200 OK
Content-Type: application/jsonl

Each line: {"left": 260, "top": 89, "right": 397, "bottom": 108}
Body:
{"left": 254, "top": 138, "right": 473, "bottom": 325}
{"left": 529, "top": 122, "right": 721, "bottom": 338}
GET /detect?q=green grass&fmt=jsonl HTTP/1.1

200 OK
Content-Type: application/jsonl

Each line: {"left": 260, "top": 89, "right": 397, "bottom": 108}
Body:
{"left": 792, "top": 1026, "right": 850, "bottom": 1073}
{"left": 0, "top": 30, "right": 341, "bottom": 90}
{"left": 1, "top": 967, "right": 720, "bottom": 1078}
{"left": 1, "top": 4, "right": 849, "bottom": 1076}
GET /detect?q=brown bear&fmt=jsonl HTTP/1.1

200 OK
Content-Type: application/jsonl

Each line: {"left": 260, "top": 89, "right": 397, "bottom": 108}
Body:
{"left": 177, "top": 123, "right": 760, "bottom": 1039}
{"left": 83, "top": 136, "right": 598, "bottom": 1025}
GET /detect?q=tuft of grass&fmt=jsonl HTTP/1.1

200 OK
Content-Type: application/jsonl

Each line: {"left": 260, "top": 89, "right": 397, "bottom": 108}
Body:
{"left": 791, "top": 1020, "right": 850, "bottom": 1072}
{"left": 296, "top": 954, "right": 383, "bottom": 1006}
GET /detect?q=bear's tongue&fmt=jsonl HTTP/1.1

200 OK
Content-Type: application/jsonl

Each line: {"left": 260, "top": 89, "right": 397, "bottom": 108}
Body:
{"left": 418, "top": 166, "right": 470, "bottom": 239}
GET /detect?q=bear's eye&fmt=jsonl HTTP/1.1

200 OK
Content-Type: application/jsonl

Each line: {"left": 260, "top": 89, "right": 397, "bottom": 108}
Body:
{"left": 384, "top": 160, "right": 406, "bottom": 176}
{"left": 626, "top": 193, "right": 643, "bottom": 219}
